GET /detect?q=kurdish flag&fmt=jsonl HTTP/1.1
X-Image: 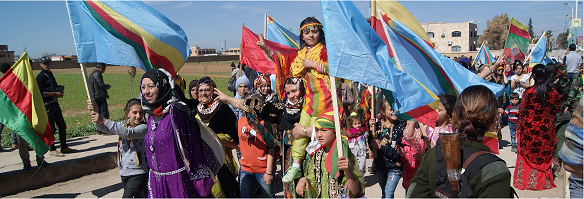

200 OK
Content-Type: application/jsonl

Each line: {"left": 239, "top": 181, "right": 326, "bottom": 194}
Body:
{"left": 66, "top": 1, "right": 189, "bottom": 77}
{"left": 476, "top": 42, "right": 496, "bottom": 65}
{"left": 503, "top": 18, "right": 529, "bottom": 62}
{"left": 265, "top": 14, "right": 300, "bottom": 49}
{"left": 0, "top": 52, "right": 53, "bottom": 156}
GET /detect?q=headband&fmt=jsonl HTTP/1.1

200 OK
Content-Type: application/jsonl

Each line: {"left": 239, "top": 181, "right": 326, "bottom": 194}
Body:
{"left": 300, "top": 22, "right": 322, "bottom": 32}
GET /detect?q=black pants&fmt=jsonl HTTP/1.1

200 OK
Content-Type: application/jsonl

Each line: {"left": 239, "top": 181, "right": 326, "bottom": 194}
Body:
{"left": 95, "top": 99, "right": 109, "bottom": 134}
{"left": 46, "top": 103, "right": 68, "bottom": 150}
{"left": 121, "top": 173, "right": 148, "bottom": 198}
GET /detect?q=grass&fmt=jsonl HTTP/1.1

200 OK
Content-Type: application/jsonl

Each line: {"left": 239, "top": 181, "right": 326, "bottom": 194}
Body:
{"left": 1, "top": 65, "right": 232, "bottom": 148}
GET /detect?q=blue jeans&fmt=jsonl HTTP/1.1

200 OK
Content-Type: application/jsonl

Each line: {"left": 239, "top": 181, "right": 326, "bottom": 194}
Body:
{"left": 509, "top": 122, "right": 517, "bottom": 146}
{"left": 569, "top": 175, "right": 583, "bottom": 199}
{"left": 377, "top": 169, "right": 401, "bottom": 198}
{"left": 239, "top": 169, "right": 275, "bottom": 198}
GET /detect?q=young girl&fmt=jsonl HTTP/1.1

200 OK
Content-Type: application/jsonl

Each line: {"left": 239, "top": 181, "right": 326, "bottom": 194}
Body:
{"left": 425, "top": 94, "right": 457, "bottom": 147}
{"left": 88, "top": 98, "right": 149, "bottom": 198}
{"left": 367, "top": 95, "right": 407, "bottom": 198}
{"left": 344, "top": 112, "right": 368, "bottom": 178}
{"left": 401, "top": 95, "right": 456, "bottom": 190}
{"left": 296, "top": 107, "right": 363, "bottom": 198}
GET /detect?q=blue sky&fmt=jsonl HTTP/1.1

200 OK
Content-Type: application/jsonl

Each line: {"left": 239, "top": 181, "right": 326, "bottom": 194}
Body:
{"left": 0, "top": 1, "right": 581, "bottom": 59}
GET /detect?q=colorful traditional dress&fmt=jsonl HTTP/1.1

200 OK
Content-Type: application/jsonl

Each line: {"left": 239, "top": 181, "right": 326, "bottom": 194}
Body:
{"left": 401, "top": 126, "right": 427, "bottom": 190}
{"left": 196, "top": 101, "right": 240, "bottom": 198}
{"left": 513, "top": 87, "right": 560, "bottom": 190}
{"left": 302, "top": 140, "right": 364, "bottom": 198}
{"left": 145, "top": 105, "right": 214, "bottom": 198}
{"left": 344, "top": 127, "right": 368, "bottom": 176}
{"left": 270, "top": 43, "right": 332, "bottom": 127}
{"left": 238, "top": 98, "right": 301, "bottom": 198}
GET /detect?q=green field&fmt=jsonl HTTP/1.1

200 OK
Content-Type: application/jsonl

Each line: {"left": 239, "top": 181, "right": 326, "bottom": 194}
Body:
{"left": 1, "top": 67, "right": 231, "bottom": 148}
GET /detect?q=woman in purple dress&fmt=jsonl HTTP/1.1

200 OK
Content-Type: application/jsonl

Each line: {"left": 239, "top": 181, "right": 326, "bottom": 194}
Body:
{"left": 140, "top": 69, "right": 215, "bottom": 198}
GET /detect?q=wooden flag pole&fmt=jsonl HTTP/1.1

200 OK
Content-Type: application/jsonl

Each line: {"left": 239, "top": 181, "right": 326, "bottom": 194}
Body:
{"left": 263, "top": 14, "right": 268, "bottom": 40}
{"left": 370, "top": 85, "right": 378, "bottom": 158}
{"left": 80, "top": 63, "right": 94, "bottom": 113}
{"left": 329, "top": 76, "right": 343, "bottom": 157}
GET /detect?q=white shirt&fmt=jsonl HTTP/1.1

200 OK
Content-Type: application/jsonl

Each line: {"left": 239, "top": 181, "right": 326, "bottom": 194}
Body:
{"left": 509, "top": 74, "right": 531, "bottom": 98}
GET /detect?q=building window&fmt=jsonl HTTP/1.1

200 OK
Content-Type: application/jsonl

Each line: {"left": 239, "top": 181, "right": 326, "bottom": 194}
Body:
{"left": 452, "top": 31, "right": 461, "bottom": 37}
{"left": 451, "top": 46, "right": 461, "bottom": 52}
{"left": 427, "top": 32, "right": 434, "bottom": 38}
{"left": 441, "top": 32, "right": 445, "bottom": 38}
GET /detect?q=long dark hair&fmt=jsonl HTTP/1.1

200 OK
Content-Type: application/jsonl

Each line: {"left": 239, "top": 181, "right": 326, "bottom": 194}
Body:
{"left": 299, "top": 17, "right": 326, "bottom": 48}
{"left": 531, "top": 64, "right": 553, "bottom": 105}
{"left": 451, "top": 85, "right": 498, "bottom": 142}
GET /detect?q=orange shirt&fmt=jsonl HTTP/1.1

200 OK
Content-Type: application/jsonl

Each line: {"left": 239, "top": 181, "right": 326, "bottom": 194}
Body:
{"left": 238, "top": 117, "right": 272, "bottom": 174}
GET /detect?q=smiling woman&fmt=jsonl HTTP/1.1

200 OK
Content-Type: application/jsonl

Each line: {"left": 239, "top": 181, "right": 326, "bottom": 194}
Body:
{"left": 139, "top": 69, "right": 216, "bottom": 198}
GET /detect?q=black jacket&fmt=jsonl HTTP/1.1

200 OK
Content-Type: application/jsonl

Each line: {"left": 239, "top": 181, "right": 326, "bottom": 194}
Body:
{"left": 88, "top": 69, "right": 109, "bottom": 100}
{"left": 36, "top": 69, "right": 58, "bottom": 104}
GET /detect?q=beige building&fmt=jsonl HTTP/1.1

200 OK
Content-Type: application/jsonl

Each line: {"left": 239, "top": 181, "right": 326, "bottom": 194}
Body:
{"left": 189, "top": 47, "right": 217, "bottom": 56}
{"left": 421, "top": 22, "right": 478, "bottom": 57}
{"left": 223, "top": 48, "right": 240, "bottom": 55}
{"left": 0, "top": 45, "right": 15, "bottom": 63}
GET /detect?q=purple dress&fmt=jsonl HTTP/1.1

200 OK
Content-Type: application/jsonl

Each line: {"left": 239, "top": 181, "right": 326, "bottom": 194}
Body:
{"left": 145, "top": 106, "right": 214, "bottom": 198}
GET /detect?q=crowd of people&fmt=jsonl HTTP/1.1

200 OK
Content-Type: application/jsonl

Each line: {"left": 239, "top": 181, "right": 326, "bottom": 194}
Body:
{"left": 1, "top": 16, "right": 581, "bottom": 198}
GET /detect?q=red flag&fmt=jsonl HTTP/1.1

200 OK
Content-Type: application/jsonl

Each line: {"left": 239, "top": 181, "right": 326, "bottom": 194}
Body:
{"left": 241, "top": 25, "right": 296, "bottom": 74}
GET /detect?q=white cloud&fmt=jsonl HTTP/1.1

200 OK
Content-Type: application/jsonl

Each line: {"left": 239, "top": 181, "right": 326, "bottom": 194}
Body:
{"left": 554, "top": 15, "right": 564, "bottom": 21}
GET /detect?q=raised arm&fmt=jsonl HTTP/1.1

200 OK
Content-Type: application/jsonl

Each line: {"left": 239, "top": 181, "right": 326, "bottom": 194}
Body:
{"left": 478, "top": 57, "right": 504, "bottom": 79}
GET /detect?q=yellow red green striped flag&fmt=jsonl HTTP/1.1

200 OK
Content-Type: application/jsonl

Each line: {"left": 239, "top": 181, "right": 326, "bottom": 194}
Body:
{"left": 0, "top": 52, "right": 53, "bottom": 156}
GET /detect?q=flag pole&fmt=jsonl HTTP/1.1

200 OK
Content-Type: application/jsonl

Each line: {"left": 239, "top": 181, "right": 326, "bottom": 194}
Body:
{"left": 80, "top": 63, "right": 94, "bottom": 112}
{"left": 370, "top": 85, "right": 377, "bottom": 158}
{"left": 524, "top": 32, "right": 546, "bottom": 64}
{"left": 330, "top": 76, "right": 344, "bottom": 157}
{"left": 264, "top": 14, "right": 268, "bottom": 40}
{"left": 473, "top": 42, "right": 484, "bottom": 66}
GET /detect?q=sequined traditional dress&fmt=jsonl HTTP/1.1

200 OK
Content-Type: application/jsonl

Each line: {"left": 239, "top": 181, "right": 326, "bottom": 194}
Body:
{"left": 513, "top": 87, "right": 560, "bottom": 190}
{"left": 145, "top": 106, "right": 215, "bottom": 198}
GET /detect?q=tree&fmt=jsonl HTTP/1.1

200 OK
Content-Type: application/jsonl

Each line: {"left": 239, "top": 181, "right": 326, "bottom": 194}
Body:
{"left": 528, "top": 18, "right": 535, "bottom": 40}
{"left": 557, "top": 30, "right": 569, "bottom": 49}
{"left": 545, "top": 30, "right": 553, "bottom": 52}
{"left": 478, "top": 13, "right": 510, "bottom": 50}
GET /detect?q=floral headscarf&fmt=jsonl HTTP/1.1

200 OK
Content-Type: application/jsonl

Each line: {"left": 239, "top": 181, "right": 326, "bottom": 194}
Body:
{"left": 140, "top": 69, "right": 182, "bottom": 116}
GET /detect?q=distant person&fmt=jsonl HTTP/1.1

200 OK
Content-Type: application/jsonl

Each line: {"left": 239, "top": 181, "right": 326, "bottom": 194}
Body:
{"left": 88, "top": 63, "right": 111, "bottom": 135}
{"left": 36, "top": 56, "right": 77, "bottom": 156}
{"left": 563, "top": 44, "right": 583, "bottom": 85}
{"left": 509, "top": 60, "right": 530, "bottom": 99}
{"left": 188, "top": 79, "right": 199, "bottom": 100}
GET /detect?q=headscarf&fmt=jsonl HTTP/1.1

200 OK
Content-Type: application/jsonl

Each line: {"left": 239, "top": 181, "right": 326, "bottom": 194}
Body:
{"left": 254, "top": 74, "right": 276, "bottom": 102}
{"left": 234, "top": 73, "right": 253, "bottom": 100}
{"left": 196, "top": 76, "right": 222, "bottom": 122}
{"left": 140, "top": 69, "right": 183, "bottom": 116}
{"left": 188, "top": 79, "right": 198, "bottom": 99}
{"left": 315, "top": 106, "right": 341, "bottom": 132}
{"left": 285, "top": 78, "right": 304, "bottom": 114}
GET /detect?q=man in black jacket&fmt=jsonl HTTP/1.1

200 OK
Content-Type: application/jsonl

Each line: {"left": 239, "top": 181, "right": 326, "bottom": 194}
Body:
{"left": 36, "top": 56, "right": 77, "bottom": 156}
{"left": 88, "top": 63, "right": 111, "bottom": 135}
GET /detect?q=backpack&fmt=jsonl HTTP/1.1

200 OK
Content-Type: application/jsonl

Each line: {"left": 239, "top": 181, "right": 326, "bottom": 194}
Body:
{"left": 433, "top": 141, "right": 518, "bottom": 198}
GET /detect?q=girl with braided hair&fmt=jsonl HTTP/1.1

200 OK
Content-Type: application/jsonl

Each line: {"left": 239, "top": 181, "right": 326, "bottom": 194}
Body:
{"left": 407, "top": 85, "right": 512, "bottom": 198}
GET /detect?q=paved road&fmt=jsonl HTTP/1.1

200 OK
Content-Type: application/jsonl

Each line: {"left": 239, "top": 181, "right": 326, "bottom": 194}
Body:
{"left": 6, "top": 125, "right": 567, "bottom": 198}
